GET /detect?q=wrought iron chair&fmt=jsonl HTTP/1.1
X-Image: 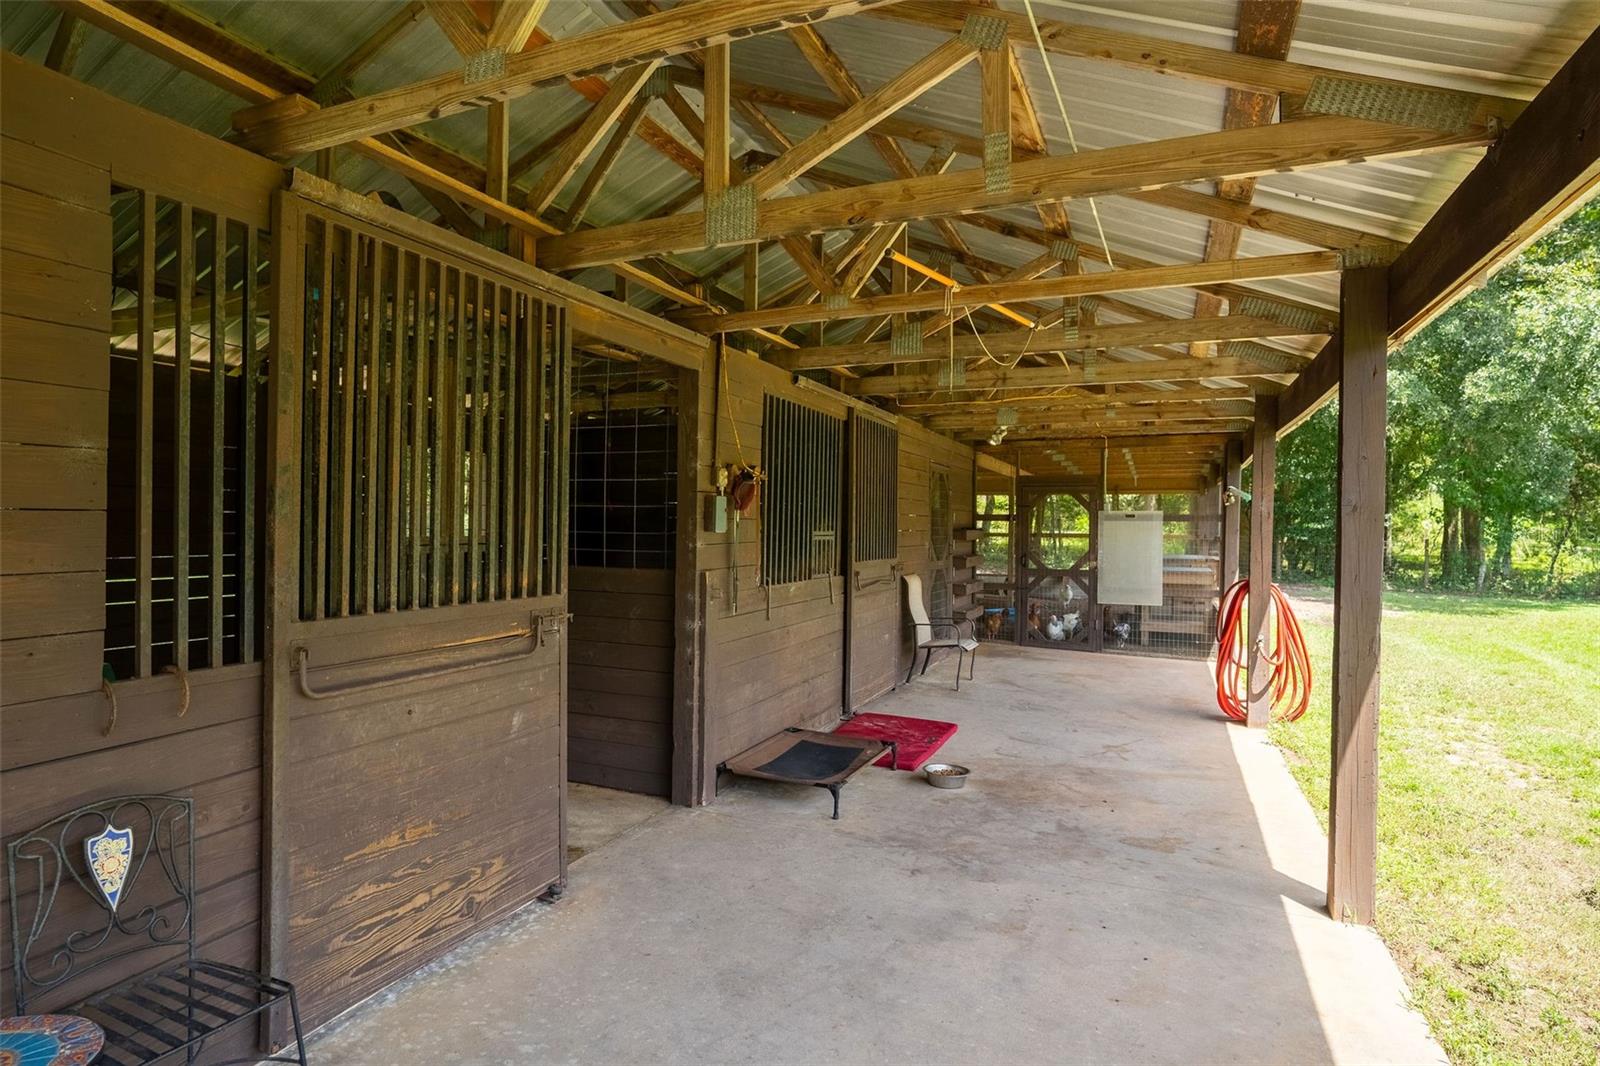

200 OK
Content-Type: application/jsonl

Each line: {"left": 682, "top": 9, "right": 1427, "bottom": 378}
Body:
{"left": 903, "top": 572, "right": 979, "bottom": 689}
{"left": 6, "top": 794, "right": 306, "bottom": 1065}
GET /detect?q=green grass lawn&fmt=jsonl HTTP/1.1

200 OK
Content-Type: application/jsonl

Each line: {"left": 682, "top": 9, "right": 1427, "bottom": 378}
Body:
{"left": 1271, "top": 588, "right": 1600, "bottom": 1065}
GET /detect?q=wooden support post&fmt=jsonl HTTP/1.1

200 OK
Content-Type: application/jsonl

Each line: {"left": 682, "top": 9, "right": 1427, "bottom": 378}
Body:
{"left": 1246, "top": 393, "right": 1277, "bottom": 728}
{"left": 703, "top": 42, "right": 731, "bottom": 200}
{"left": 486, "top": 100, "right": 510, "bottom": 247}
{"left": 1222, "top": 436, "right": 1242, "bottom": 592}
{"left": 743, "top": 243, "right": 760, "bottom": 310}
{"left": 1328, "top": 266, "right": 1387, "bottom": 924}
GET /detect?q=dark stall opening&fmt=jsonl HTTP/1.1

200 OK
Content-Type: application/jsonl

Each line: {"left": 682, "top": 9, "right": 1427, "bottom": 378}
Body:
{"left": 567, "top": 350, "right": 681, "bottom": 801}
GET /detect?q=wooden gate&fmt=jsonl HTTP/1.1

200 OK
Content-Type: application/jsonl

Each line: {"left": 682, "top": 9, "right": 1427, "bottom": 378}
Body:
{"left": 1016, "top": 489, "right": 1100, "bottom": 651}
{"left": 262, "top": 185, "right": 570, "bottom": 1035}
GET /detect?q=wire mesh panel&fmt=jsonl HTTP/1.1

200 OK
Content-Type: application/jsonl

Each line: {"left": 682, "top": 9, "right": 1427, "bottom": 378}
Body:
{"left": 852, "top": 415, "right": 898, "bottom": 562}
{"left": 1099, "top": 493, "right": 1221, "bottom": 659}
{"left": 1017, "top": 491, "right": 1096, "bottom": 650}
{"left": 292, "top": 208, "right": 568, "bottom": 621}
{"left": 761, "top": 395, "right": 843, "bottom": 585}
{"left": 569, "top": 353, "right": 678, "bottom": 569}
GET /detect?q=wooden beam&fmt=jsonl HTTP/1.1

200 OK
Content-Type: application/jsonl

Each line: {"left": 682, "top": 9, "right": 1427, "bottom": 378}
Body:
{"left": 850, "top": 356, "right": 1288, "bottom": 397}
{"left": 1275, "top": 29, "right": 1600, "bottom": 435}
{"left": 1188, "top": 1, "right": 1300, "bottom": 356}
{"left": 1222, "top": 437, "right": 1242, "bottom": 588}
{"left": 485, "top": 0, "right": 551, "bottom": 54}
{"left": 1328, "top": 266, "right": 1387, "bottom": 925}
{"left": 871, "top": 1, "right": 1526, "bottom": 124}
{"left": 676, "top": 251, "right": 1340, "bottom": 333}
{"left": 44, "top": 11, "right": 87, "bottom": 74}
{"left": 312, "top": 2, "right": 425, "bottom": 100}
{"left": 793, "top": 314, "right": 1324, "bottom": 369}
{"left": 565, "top": 95, "right": 651, "bottom": 231}
{"left": 537, "top": 116, "right": 1491, "bottom": 269}
{"left": 702, "top": 42, "right": 731, "bottom": 200}
{"left": 237, "top": 0, "right": 898, "bottom": 156}
{"left": 424, "top": 0, "right": 487, "bottom": 57}
{"left": 525, "top": 60, "right": 660, "bottom": 215}
{"left": 1388, "top": 28, "right": 1600, "bottom": 343}
{"left": 1246, "top": 393, "right": 1278, "bottom": 728}
{"left": 1125, "top": 186, "right": 1399, "bottom": 254}
{"left": 749, "top": 37, "right": 976, "bottom": 197}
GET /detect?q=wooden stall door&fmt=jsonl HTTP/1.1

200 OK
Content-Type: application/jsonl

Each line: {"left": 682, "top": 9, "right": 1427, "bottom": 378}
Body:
{"left": 263, "top": 187, "right": 570, "bottom": 1035}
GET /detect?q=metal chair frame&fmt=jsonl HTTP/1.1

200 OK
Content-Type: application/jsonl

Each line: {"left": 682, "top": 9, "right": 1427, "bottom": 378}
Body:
{"left": 903, "top": 573, "right": 979, "bottom": 689}
{"left": 6, "top": 794, "right": 306, "bottom": 1065}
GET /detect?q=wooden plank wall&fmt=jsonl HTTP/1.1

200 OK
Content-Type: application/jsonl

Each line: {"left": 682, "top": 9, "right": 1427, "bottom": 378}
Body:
{"left": 568, "top": 566, "right": 674, "bottom": 795}
{"left": 0, "top": 55, "right": 281, "bottom": 1033}
{"left": 695, "top": 348, "right": 974, "bottom": 796}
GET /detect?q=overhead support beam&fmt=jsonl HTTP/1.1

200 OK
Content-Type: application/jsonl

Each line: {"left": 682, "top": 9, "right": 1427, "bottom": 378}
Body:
{"left": 313, "top": 2, "right": 425, "bottom": 101}
{"left": 425, "top": 1, "right": 486, "bottom": 56}
{"left": 44, "top": 11, "right": 87, "bottom": 74}
{"left": 486, "top": 0, "right": 552, "bottom": 54}
{"left": 702, "top": 42, "right": 732, "bottom": 200}
{"left": 565, "top": 95, "right": 651, "bottom": 232}
{"left": 236, "top": 0, "right": 900, "bottom": 157}
{"left": 1246, "top": 393, "right": 1278, "bottom": 728}
{"left": 869, "top": 1, "right": 1526, "bottom": 125}
{"left": 1328, "top": 265, "right": 1387, "bottom": 925}
{"left": 792, "top": 314, "right": 1327, "bottom": 369}
{"left": 676, "top": 251, "right": 1340, "bottom": 333}
{"left": 536, "top": 116, "right": 1493, "bottom": 269}
{"left": 1124, "top": 187, "right": 1400, "bottom": 255}
{"left": 849, "top": 356, "right": 1291, "bottom": 397}
{"left": 749, "top": 37, "right": 977, "bottom": 197}
{"left": 525, "top": 60, "right": 660, "bottom": 215}
{"left": 1275, "top": 28, "right": 1600, "bottom": 435}
{"left": 1387, "top": 29, "right": 1600, "bottom": 343}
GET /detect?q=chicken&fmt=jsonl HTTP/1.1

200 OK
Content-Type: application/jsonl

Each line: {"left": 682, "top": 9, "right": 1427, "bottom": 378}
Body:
{"left": 1045, "top": 614, "right": 1066, "bottom": 641}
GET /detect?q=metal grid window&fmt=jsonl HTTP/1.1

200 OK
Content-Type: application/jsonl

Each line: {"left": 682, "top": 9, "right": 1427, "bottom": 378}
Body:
{"left": 852, "top": 416, "right": 898, "bottom": 562}
{"left": 569, "top": 354, "right": 678, "bottom": 570}
{"left": 761, "top": 395, "right": 843, "bottom": 585}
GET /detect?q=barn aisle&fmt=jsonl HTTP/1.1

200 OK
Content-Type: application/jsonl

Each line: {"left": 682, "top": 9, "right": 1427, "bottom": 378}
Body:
{"left": 310, "top": 647, "right": 1440, "bottom": 1065}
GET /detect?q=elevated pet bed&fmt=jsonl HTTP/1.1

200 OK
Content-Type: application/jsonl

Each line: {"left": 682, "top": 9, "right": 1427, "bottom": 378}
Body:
{"left": 720, "top": 728, "right": 897, "bottom": 819}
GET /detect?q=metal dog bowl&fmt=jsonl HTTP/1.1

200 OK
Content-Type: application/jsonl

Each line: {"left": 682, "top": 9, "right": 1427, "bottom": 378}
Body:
{"left": 923, "top": 763, "right": 970, "bottom": 789}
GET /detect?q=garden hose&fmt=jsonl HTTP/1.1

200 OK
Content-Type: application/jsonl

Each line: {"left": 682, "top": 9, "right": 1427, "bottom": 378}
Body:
{"left": 1214, "top": 579, "right": 1312, "bottom": 722}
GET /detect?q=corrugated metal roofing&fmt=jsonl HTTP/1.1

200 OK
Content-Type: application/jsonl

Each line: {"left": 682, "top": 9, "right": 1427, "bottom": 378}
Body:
{"left": 3, "top": 0, "right": 1595, "bottom": 324}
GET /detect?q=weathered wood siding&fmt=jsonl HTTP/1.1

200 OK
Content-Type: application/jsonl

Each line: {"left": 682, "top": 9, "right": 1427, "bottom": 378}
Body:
{"left": 0, "top": 55, "right": 281, "bottom": 1028}
{"left": 568, "top": 566, "right": 674, "bottom": 795}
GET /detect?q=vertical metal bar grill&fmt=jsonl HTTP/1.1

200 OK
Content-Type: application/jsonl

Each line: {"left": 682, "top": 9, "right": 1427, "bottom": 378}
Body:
{"left": 852, "top": 416, "right": 898, "bottom": 562}
{"left": 287, "top": 207, "right": 568, "bottom": 621}
{"left": 760, "top": 395, "right": 844, "bottom": 586}
{"left": 104, "top": 191, "right": 267, "bottom": 677}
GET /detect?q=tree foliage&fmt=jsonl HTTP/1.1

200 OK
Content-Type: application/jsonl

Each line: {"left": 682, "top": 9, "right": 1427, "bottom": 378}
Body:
{"left": 1272, "top": 201, "right": 1600, "bottom": 594}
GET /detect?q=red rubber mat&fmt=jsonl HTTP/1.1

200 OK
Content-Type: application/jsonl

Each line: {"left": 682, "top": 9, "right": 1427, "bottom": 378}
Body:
{"left": 834, "top": 712, "right": 958, "bottom": 771}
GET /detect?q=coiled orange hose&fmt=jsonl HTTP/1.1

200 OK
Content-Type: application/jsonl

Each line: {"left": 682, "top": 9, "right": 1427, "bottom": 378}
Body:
{"left": 1215, "top": 579, "right": 1312, "bottom": 722}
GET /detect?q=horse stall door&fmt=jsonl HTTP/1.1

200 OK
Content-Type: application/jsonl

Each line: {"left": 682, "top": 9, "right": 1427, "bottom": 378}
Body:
{"left": 565, "top": 353, "right": 680, "bottom": 798}
{"left": 263, "top": 189, "right": 570, "bottom": 1034}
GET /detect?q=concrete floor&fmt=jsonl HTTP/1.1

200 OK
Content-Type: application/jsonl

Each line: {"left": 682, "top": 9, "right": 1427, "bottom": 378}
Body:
{"left": 565, "top": 782, "right": 670, "bottom": 866}
{"left": 310, "top": 646, "right": 1442, "bottom": 1065}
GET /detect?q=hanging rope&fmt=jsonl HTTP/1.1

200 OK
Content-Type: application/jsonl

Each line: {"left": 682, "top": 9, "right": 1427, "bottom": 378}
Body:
{"left": 1021, "top": 0, "right": 1115, "bottom": 269}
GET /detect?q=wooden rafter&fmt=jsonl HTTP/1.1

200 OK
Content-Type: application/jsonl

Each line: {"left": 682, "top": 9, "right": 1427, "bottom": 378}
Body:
{"left": 485, "top": 0, "right": 551, "bottom": 54}
{"left": 702, "top": 43, "right": 731, "bottom": 200}
{"left": 673, "top": 251, "right": 1339, "bottom": 333}
{"left": 848, "top": 357, "right": 1291, "bottom": 397}
{"left": 424, "top": 1, "right": 486, "bottom": 56}
{"left": 236, "top": 0, "right": 900, "bottom": 157}
{"left": 870, "top": 1, "right": 1526, "bottom": 124}
{"left": 565, "top": 94, "right": 652, "bottom": 231}
{"left": 537, "top": 116, "right": 1492, "bottom": 269}
{"left": 525, "top": 61, "right": 659, "bottom": 215}
{"left": 1189, "top": 1, "right": 1301, "bottom": 356}
{"left": 790, "top": 314, "right": 1327, "bottom": 370}
{"left": 312, "top": 2, "right": 425, "bottom": 101}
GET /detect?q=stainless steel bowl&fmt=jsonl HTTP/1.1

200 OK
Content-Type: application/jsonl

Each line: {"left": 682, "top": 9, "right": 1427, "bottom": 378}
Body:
{"left": 923, "top": 763, "right": 970, "bottom": 789}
